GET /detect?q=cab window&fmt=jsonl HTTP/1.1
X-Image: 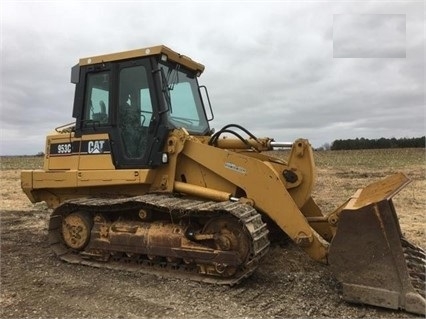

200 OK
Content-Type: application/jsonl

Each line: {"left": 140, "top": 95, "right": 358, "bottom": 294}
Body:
{"left": 83, "top": 72, "right": 110, "bottom": 126}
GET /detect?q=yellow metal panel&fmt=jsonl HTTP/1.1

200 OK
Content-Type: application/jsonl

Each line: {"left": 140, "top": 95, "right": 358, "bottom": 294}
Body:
{"left": 78, "top": 45, "right": 204, "bottom": 73}
{"left": 76, "top": 133, "right": 113, "bottom": 169}
{"left": 79, "top": 46, "right": 164, "bottom": 65}
{"left": 78, "top": 155, "right": 115, "bottom": 170}
{"left": 77, "top": 169, "right": 155, "bottom": 187}
{"left": 21, "top": 170, "right": 33, "bottom": 190}
{"left": 46, "top": 133, "right": 80, "bottom": 170}
{"left": 33, "top": 170, "right": 78, "bottom": 188}
{"left": 21, "top": 170, "right": 36, "bottom": 202}
{"left": 47, "top": 156, "right": 79, "bottom": 170}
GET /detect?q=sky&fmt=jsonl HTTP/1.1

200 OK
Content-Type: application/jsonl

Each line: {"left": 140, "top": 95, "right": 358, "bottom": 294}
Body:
{"left": 1, "top": 0, "right": 424, "bottom": 155}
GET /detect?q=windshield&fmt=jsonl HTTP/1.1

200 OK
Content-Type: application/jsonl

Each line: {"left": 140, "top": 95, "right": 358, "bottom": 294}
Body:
{"left": 159, "top": 62, "right": 209, "bottom": 135}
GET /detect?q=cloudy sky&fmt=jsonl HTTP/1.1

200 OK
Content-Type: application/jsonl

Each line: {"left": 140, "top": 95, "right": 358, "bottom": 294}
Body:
{"left": 1, "top": 1, "right": 424, "bottom": 155}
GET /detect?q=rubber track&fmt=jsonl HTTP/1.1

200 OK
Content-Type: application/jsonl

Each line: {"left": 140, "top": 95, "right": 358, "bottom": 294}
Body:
{"left": 48, "top": 194, "right": 270, "bottom": 285}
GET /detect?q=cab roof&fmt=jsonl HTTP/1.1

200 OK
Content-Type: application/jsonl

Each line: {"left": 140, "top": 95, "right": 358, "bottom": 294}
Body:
{"left": 79, "top": 45, "right": 205, "bottom": 74}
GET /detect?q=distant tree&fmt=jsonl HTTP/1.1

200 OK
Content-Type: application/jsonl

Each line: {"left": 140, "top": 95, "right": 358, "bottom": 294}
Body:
{"left": 331, "top": 136, "right": 425, "bottom": 150}
{"left": 36, "top": 151, "right": 45, "bottom": 157}
{"left": 331, "top": 139, "right": 345, "bottom": 150}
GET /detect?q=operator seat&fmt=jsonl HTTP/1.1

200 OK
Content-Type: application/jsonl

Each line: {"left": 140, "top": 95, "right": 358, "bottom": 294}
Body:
{"left": 92, "top": 100, "right": 108, "bottom": 124}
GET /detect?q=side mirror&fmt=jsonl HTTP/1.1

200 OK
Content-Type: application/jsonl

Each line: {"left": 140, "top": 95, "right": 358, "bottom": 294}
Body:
{"left": 199, "top": 85, "right": 214, "bottom": 121}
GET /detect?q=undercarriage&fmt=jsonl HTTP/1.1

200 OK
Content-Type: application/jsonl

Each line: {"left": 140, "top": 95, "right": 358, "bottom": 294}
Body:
{"left": 49, "top": 194, "right": 270, "bottom": 284}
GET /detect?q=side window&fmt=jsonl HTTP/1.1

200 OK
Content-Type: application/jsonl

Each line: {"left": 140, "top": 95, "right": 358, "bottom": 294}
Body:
{"left": 83, "top": 72, "right": 110, "bottom": 126}
{"left": 118, "top": 65, "right": 153, "bottom": 158}
{"left": 169, "top": 82, "right": 200, "bottom": 126}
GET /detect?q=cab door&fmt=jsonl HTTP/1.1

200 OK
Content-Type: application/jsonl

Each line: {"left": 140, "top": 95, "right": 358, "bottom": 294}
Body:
{"left": 109, "top": 59, "right": 168, "bottom": 169}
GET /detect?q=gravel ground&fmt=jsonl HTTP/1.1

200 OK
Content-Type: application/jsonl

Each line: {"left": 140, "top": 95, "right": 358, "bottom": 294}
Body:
{"left": 1, "top": 206, "right": 422, "bottom": 319}
{"left": 1, "top": 155, "right": 425, "bottom": 319}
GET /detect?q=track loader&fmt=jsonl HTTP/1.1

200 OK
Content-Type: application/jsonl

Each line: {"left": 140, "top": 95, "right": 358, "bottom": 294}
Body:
{"left": 21, "top": 45, "right": 425, "bottom": 315}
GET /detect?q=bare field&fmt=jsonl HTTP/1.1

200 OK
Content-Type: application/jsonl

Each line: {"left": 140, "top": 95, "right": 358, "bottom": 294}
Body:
{"left": 1, "top": 149, "right": 425, "bottom": 319}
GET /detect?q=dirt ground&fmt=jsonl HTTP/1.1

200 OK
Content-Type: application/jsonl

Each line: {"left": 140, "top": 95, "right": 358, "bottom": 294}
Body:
{"left": 1, "top": 151, "right": 425, "bottom": 319}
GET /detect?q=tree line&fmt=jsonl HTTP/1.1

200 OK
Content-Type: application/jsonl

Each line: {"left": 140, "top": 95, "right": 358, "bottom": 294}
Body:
{"left": 330, "top": 137, "right": 425, "bottom": 150}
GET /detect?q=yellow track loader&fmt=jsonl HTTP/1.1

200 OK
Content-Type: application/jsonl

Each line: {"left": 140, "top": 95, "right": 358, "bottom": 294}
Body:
{"left": 21, "top": 45, "right": 425, "bottom": 315}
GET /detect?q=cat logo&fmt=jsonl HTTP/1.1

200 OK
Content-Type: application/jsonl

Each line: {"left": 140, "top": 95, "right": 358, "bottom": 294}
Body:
{"left": 88, "top": 140, "right": 105, "bottom": 154}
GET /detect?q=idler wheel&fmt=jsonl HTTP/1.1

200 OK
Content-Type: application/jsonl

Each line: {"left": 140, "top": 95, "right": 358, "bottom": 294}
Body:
{"left": 62, "top": 212, "right": 92, "bottom": 250}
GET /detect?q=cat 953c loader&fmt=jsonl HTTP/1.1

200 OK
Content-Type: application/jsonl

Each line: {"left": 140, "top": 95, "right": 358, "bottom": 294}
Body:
{"left": 21, "top": 45, "right": 425, "bottom": 315}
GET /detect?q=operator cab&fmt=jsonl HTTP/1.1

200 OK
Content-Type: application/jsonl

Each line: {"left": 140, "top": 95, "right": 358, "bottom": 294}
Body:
{"left": 71, "top": 45, "right": 211, "bottom": 169}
